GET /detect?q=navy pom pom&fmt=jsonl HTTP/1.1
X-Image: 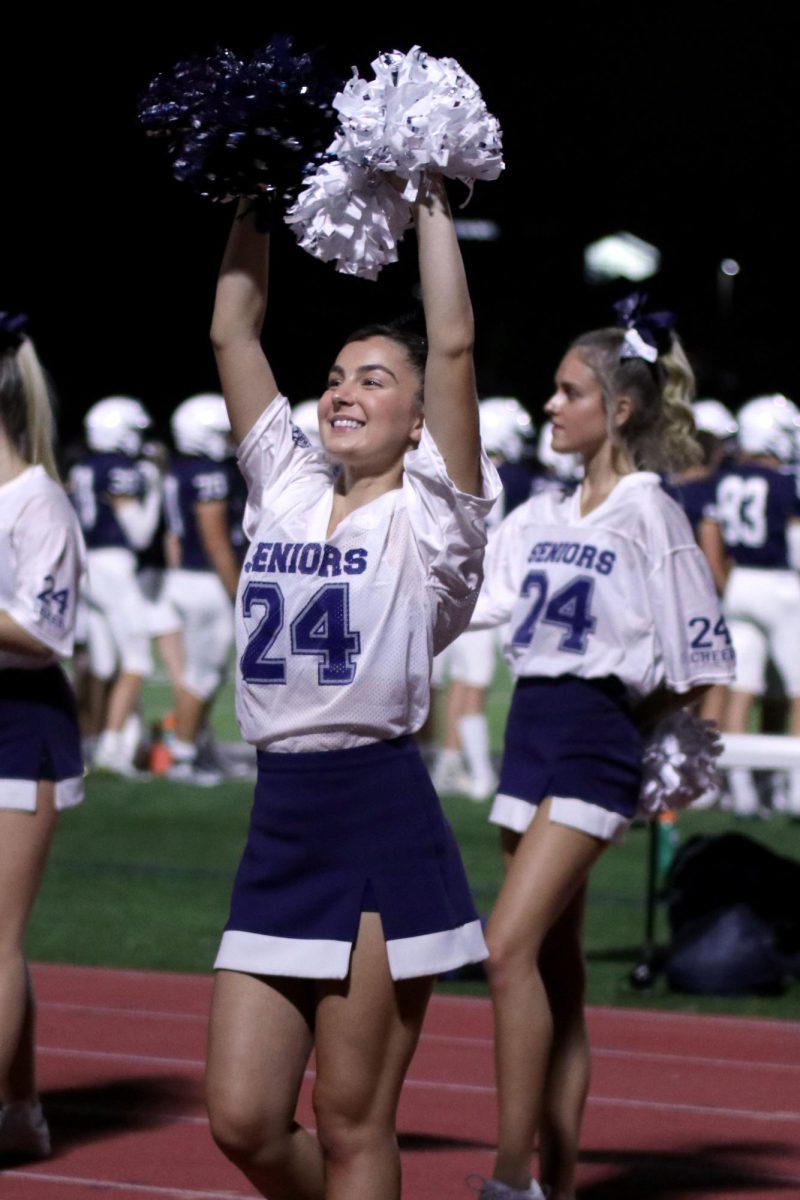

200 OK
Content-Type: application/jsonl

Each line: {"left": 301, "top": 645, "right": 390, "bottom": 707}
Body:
{"left": 139, "top": 36, "right": 336, "bottom": 207}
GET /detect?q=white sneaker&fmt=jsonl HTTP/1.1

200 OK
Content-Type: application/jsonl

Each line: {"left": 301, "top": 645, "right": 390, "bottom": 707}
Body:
{"left": 466, "top": 1176, "right": 545, "bottom": 1200}
{"left": 93, "top": 732, "right": 151, "bottom": 779}
{"left": 467, "top": 771, "right": 498, "bottom": 803}
{"left": 0, "top": 1100, "right": 51, "bottom": 1159}
{"left": 727, "top": 768, "right": 763, "bottom": 818}
{"left": 166, "top": 760, "right": 223, "bottom": 788}
{"left": 432, "top": 752, "right": 471, "bottom": 796}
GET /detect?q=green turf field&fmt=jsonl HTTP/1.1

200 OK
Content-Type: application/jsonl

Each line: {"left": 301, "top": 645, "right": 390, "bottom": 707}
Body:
{"left": 28, "top": 666, "right": 800, "bottom": 1017}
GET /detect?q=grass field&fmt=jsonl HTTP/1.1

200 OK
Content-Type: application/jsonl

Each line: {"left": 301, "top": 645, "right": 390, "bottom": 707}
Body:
{"left": 28, "top": 665, "right": 800, "bottom": 1018}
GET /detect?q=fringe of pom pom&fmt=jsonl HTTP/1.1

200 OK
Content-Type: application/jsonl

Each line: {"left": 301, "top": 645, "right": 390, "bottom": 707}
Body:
{"left": 638, "top": 709, "right": 723, "bottom": 816}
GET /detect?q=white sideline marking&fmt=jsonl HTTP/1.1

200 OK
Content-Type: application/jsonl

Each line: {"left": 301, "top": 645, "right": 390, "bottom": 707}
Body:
{"left": 0, "top": 1171, "right": 252, "bottom": 1198}
{"left": 589, "top": 1004, "right": 800, "bottom": 1034}
{"left": 40, "top": 1013, "right": 800, "bottom": 1074}
{"left": 38, "top": 1045, "right": 798, "bottom": 1123}
{"left": 5, "top": 1161, "right": 800, "bottom": 1197}
{"left": 38, "top": 979, "right": 800, "bottom": 1037}
{"left": 41, "top": 1001, "right": 206, "bottom": 1023}
{"left": 40, "top": 1046, "right": 205, "bottom": 1069}
{"left": 421, "top": 1032, "right": 800, "bottom": 1073}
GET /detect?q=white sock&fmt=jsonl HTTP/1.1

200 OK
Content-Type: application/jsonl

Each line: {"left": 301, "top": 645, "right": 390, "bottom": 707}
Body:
{"left": 728, "top": 768, "right": 760, "bottom": 815}
{"left": 94, "top": 729, "right": 123, "bottom": 763}
{"left": 458, "top": 714, "right": 493, "bottom": 784}
{"left": 787, "top": 769, "right": 800, "bottom": 815}
{"left": 435, "top": 747, "right": 462, "bottom": 770}
{"left": 120, "top": 713, "right": 143, "bottom": 763}
{"left": 171, "top": 739, "right": 197, "bottom": 764}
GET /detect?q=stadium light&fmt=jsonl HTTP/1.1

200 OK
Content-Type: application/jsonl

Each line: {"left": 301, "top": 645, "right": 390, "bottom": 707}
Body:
{"left": 454, "top": 219, "right": 500, "bottom": 241}
{"left": 584, "top": 231, "right": 661, "bottom": 283}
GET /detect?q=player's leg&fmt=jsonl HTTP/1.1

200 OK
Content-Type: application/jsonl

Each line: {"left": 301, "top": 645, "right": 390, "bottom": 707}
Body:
{"left": 724, "top": 618, "right": 767, "bottom": 816}
{"left": 169, "top": 573, "right": 233, "bottom": 781}
{"left": 451, "top": 628, "right": 497, "bottom": 801}
{"left": 759, "top": 574, "right": 800, "bottom": 810}
{"left": 92, "top": 554, "right": 153, "bottom": 771}
{"left": 484, "top": 800, "right": 605, "bottom": 1193}
{"left": 206, "top": 969, "right": 323, "bottom": 1200}
{"left": 313, "top": 912, "right": 433, "bottom": 1200}
{"left": 458, "top": 684, "right": 495, "bottom": 800}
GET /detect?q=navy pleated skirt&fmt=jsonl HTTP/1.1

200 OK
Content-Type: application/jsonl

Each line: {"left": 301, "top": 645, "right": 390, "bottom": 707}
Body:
{"left": 215, "top": 736, "right": 487, "bottom": 981}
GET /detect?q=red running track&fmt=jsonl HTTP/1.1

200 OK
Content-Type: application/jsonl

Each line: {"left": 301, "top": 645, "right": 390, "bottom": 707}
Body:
{"left": 0, "top": 963, "right": 797, "bottom": 1199}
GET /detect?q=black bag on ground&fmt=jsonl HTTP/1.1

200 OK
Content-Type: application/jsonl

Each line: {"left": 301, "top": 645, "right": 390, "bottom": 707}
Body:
{"left": 663, "top": 832, "right": 800, "bottom": 995}
{"left": 666, "top": 903, "right": 784, "bottom": 995}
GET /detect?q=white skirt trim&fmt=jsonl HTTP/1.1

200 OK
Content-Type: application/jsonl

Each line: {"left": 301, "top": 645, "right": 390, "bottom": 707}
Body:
{"left": 386, "top": 919, "right": 488, "bottom": 981}
{"left": 0, "top": 775, "right": 84, "bottom": 813}
{"left": 489, "top": 792, "right": 534, "bottom": 834}
{"left": 215, "top": 930, "right": 352, "bottom": 979}
{"left": 215, "top": 919, "right": 488, "bottom": 982}
{"left": 490, "top": 792, "right": 629, "bottom": 845}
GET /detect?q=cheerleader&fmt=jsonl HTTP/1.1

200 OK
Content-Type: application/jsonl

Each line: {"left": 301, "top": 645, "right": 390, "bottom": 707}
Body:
{"left": 469, "top": 303, "right": 735, "bottom": 1200}
{"left": 0, "top": 315, "right": 85, "bottom": 1159}
{"left": 204, "top": 176, "right": 500, "bottom": 1200}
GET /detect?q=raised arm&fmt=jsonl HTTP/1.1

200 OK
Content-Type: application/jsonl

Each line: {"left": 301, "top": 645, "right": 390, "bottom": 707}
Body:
{"left": 211, "top": 200, "right": 280, "bottom": 445}
{"left": 414, "top": 176, "right": 481, "bottom": 496}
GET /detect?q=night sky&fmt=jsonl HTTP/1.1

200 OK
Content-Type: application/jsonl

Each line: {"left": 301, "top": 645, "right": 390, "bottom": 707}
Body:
{"left": 2, "top": 13, "right": 797, "bottom": 446}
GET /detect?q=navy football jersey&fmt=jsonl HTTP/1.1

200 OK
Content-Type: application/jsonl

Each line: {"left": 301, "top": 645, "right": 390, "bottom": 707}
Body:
{"left": 712, "top": 462, "right": 800, "bottom": 568}
{"left": 226, "top": 460, "right": 248, "bottom": 564}
{"left": 68, "top": 453, "right": 146, "bottom": 550}
{"left": 497, "top": 461, "right": 537, "bottom": 517}
{"left": 662, "top": 476, "right": 718, "bottom": 538}
{"left": 164, "top": 455, "right": 235, "bottom": 571}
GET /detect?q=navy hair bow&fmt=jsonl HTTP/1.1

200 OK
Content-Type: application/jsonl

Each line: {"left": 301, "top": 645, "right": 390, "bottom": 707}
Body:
{"left": 613, "top": 292, "right": 676, "bottom": 363}
{"left": 0, "top": 311, "right": 30, "bottom": 354}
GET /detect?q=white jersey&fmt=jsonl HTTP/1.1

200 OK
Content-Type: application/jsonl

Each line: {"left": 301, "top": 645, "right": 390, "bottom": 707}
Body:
{"left": 472, "top": 472, "right": 735, "bottom": 700}
{"left": 0, "top": 465, "right": 86, "bottom": 670}
{"left": 235, "top": 396, "right": 501, "bottom": 751}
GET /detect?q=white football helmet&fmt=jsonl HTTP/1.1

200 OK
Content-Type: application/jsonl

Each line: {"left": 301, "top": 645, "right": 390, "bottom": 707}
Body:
{"left": 291, "top": 399, "right": 322, "bottom": 449}
{"left": 537, "top": 421, "right": 584, "bottom": 481}
{"left": 171, "top": 393, "right": 232, "bottom": 461}
{"left": 85, "top": 396, "right": 151, "bottom": 456}
{"left": 737, "top": 394, "right": 800, "bottom": 462}
{"left": 479, "top": 397, "right": 534, "bottom": 463}
{"left": 692, "top": 399, "right": 738, "bottom": 441}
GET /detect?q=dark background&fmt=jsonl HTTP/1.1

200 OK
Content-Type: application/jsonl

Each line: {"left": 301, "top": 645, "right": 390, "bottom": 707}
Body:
{"left": 2, "top": 12, "right": 797, "bottom": 443}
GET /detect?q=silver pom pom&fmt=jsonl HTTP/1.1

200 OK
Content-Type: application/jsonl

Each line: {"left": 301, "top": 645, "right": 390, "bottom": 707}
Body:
{"left": 639, "top": 709, "right": 724, "bottom": 816}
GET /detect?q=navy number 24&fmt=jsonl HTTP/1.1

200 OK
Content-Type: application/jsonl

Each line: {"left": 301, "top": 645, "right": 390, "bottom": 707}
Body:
{"left": 241, "top": 581, "right": 361, "bottom": 685}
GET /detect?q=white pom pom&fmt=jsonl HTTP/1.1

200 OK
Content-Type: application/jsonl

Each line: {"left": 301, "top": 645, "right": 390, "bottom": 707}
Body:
{"left": 285, "top": 160, "right": 413, "bottom": 281}
{"left": 333, "top": 48, "right": 504, "bottom": 191}
{"left": 638, "top": 709, "right": 723, "bottom": 817}
{"left": 286, "top": 45, "right": 503, "bottom": 276}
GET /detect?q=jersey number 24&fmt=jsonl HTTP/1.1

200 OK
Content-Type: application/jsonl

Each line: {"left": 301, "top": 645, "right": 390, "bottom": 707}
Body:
{"left": 511, "top": 572, "right": 596, "bottom": 654}
{"left": 241, "top": 581, "right": 361, "bottom": 686}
